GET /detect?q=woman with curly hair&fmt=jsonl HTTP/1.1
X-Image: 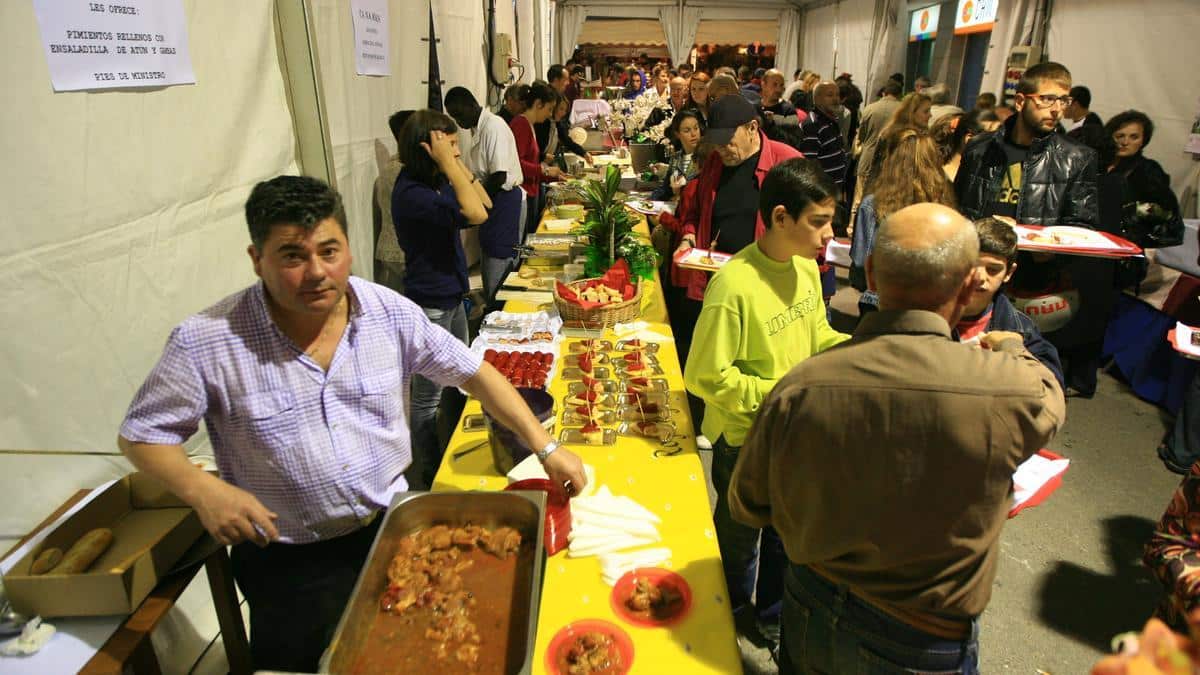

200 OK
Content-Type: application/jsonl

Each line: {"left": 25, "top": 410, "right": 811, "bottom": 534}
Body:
{"left": 849, "top": 126, "right": 955, "bottom": 313}
{"left": 855, "top": 92, "right": 933, "bottom": 203}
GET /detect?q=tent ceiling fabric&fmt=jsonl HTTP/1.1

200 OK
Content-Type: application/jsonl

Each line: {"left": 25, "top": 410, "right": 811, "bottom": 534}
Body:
{"left": 578, "top": 18, "right": 667, "bottom": 45}
{"left": 695, "top": 19, "right": 780, "bottom": 45}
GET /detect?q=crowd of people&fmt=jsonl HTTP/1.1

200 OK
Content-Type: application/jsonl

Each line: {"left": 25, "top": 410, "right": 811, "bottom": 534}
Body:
{"left": 112, "top": 48, "right": 1193, "bottom": 675}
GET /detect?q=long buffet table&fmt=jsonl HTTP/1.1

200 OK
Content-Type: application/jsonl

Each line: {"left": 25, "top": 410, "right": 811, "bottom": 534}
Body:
{"left": 432, "top": 208, "right": 741, "bottom": 673}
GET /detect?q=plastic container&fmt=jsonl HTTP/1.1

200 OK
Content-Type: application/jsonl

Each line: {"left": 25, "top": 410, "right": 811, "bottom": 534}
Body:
{"left": 505, "top": 479, "right": 572, "bottom": 556}
{"left": 485, "top": 387, "right": 556, "bottom": 474}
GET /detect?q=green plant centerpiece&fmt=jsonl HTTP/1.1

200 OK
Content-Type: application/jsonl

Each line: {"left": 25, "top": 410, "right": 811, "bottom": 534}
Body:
{"left": 575, "top": 165, "right": 660, "bottom": 280}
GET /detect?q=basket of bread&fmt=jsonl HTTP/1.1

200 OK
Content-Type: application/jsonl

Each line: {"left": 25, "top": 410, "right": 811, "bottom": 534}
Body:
{"left": 554, "top": 260, "right": 642, "bottom": 328}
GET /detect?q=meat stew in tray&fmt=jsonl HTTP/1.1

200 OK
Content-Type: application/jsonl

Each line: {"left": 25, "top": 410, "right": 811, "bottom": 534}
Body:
{"left": 322, "top": 491, "right": 546, "bottom": 674}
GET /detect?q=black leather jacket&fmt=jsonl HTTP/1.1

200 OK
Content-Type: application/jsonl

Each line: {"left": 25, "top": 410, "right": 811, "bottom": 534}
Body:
{"left": 955, "top": 115, "right": 1100, "bottom": 227}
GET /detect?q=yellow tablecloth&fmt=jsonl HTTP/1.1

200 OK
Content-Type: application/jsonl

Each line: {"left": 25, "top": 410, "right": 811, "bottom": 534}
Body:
{"left": 432, "top": 213, "right": 740, "bottom": 673}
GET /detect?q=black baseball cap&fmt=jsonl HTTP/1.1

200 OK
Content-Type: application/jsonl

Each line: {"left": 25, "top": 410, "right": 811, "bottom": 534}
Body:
{"left": 703, "top": 95, "right": 757, "bottom": 145}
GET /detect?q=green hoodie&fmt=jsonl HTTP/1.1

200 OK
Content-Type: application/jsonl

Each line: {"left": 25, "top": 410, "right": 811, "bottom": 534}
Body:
{"left": 684, "top": 242, "right": 849, "bottom": 446}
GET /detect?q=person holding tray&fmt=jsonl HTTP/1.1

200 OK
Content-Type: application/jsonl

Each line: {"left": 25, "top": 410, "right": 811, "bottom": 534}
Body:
{"left": 953, "top": 61, "right": 1104, "bottom": 397}
{"left": 684, "top": 158, "right": 849, "bottom": 647}
{"left": 117, "top": 175, "right": 586, "bottom": 673}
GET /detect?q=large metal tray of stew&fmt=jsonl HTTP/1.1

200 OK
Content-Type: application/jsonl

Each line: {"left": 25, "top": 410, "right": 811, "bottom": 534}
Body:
{"left": 320, "top": 490, "right": 547, "bottom": 674}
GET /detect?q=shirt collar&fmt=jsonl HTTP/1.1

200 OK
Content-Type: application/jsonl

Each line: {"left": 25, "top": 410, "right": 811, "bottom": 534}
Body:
{"left": 853, "top": 309, "right": 953, "bottom": 339}
{"left": 252, "top": 277, "right": 364, "bottom": 341}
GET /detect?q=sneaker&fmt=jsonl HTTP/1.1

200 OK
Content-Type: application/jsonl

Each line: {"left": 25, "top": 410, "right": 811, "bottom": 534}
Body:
{"left": 1157, "top": 443, "right": 1193, "bottom": 476}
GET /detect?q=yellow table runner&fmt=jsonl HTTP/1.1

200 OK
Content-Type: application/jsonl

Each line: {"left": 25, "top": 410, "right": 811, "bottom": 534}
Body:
{"left": 432, "top": 211, "right": 740, "bottom": 673}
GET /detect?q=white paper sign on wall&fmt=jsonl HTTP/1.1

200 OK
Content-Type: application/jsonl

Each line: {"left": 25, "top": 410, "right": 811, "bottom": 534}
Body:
{"left": 32, "top": 0, "right": 195, "bottom": 92}
{"left": 352, "top": 0, "right": 390, "bottom": 77}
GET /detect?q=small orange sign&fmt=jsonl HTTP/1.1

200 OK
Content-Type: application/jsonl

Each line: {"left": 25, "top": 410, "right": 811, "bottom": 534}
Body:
{"left": 920, "top": 10, "right": 930, "bottom": 30}
{"left": 962, "top": 0, "right": 974, "bottom": 22}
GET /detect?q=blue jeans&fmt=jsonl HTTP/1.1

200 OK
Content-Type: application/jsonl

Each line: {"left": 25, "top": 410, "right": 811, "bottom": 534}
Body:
{"left": 1160, "top": 369, "right": 1200, "bottom": 472}
{"left": 711, "top": 437, "right": 786, "bottom": 630}
{"left": 780, "top": 564, "right": 980, "bottom": 674}
{"left": 409, "top": 303, "right": 468, "bottom": 489}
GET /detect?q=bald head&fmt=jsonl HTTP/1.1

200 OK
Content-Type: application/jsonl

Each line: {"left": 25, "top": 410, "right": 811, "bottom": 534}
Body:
{"left": 869, "top": 203, "right": 979, "bottom": 315}
{"left": 813, "top": 81, "right": 841, "bottom": 116}
{"left": 669, "top": 76, "right": 689, "bottom": 109}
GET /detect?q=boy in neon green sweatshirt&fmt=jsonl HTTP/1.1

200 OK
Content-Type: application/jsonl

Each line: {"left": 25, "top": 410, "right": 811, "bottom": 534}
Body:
{"left": 684, "top": 157, "right": 849, "bottom": 642}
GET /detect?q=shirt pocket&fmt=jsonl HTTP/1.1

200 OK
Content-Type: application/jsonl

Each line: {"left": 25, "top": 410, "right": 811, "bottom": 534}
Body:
{"left": 231, "top": 389, "right": 300, "bottom": 454}
{"left": 360, "top": 367, "right": 403, "bottom": 427}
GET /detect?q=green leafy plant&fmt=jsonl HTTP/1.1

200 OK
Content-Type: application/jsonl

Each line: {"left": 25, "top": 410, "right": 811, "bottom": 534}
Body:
{"left": 574, "top": 166, "right": 660, "bottom": 280}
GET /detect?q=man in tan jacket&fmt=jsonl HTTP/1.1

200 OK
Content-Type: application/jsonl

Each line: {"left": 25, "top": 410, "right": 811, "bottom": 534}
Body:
{"left": 731, "top": 203, "right": 1065, "bottom": 674}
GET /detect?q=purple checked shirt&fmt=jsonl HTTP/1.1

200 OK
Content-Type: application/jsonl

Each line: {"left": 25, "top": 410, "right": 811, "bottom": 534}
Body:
{"left": 120, "top": 277, "right": 482, "bottom": 543}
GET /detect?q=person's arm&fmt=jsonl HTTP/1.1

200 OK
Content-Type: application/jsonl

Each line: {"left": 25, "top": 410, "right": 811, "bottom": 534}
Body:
{"left": 979, "top": 331, "right": 1067, "bottom": 460}
{"left": 117, "top": 329, "right": 279, "bottom": 547}
{"left": 423, "top": 129, "right": 489, "bottom": 225}
{"left": 456, "top": 157, "right": 492, "bottom": 209}
{"left": 1143, "top": 468, "right": 1200, "bottom": 620}
{"left": 119, "top": 438, "right": 279, "bottom": 546}
{"left": 1061, "top": 145, "right": 1101, "bottom": 228}
{"left": 461, "top": 362, "right": 587, "bottom": 492}
{"left": 1011, "top": 309, "right": 1066, "bottom": 390}
{"left": 683, "top": 303, "right": 776, "bottom": 417}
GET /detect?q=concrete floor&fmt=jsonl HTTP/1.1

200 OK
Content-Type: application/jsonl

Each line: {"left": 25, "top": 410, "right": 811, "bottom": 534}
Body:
{"left": 712, "top": 281, "right": 1183, "bottom": 675}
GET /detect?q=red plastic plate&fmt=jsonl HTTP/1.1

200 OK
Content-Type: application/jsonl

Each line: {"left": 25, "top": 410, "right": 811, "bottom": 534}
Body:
{"left": 545, "top": 619, "right": 634, "bottom": 675}
{"left": 610, "top": 567, "right": 693, "bottom": 628}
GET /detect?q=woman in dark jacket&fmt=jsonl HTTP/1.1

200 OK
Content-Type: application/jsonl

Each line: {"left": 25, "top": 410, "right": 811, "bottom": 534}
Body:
{"left": 1100, "top": 110, "right": 1184, "bottom": 250}
{"left": 650, "top": 110, "right": 704, "bottom": 201}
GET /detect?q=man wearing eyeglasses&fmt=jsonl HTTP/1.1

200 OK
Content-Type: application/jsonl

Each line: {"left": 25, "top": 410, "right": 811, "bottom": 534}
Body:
{"left": 955, "top": 62, "right": 1106, "bottom": 398}
{"left": 955, "top": 61, "right": 1098, "bottom": 228}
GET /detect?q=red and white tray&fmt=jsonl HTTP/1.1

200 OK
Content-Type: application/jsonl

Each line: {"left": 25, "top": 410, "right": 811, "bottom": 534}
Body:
{"left": 1168, "top": 322, "right": 1200, "bottom": 361}
{"left": 1009, "top": 449, "right": 1069, "bottom": 518}
{"left": 673, "top": 247, "right": 732, "bottom": 272}
{"left": 1014, "top": 225, "right": 1143, "bottom": 259}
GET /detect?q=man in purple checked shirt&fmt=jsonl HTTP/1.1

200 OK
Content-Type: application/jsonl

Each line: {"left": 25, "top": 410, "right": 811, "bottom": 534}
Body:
{"left": 117, "top": 175, "right": 586, "bottom": 672}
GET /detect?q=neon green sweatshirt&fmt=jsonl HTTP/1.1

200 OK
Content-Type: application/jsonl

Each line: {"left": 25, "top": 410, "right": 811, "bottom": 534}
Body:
{"left": 684, "top": 242, "right": 849, "bottom": 446}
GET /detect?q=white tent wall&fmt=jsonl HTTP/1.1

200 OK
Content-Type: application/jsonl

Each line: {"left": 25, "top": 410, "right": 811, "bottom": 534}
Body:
{"left": 310, "top": 0, "right": 432, "bottom": 285}
{"left": 1045, "top": 0, "right": 1200, "bottom": 194}
{"left": 0, "top": 0, "right": 298, "bottom": 671}
{"left": 799, "top": 0, "right": 875, "bottom": 80}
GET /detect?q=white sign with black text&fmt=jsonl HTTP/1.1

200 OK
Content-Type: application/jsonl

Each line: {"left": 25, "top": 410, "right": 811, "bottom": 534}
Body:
{"left": 351, "top": 0, "right": 390, "bottom": 77}
{"left": 32, "top": 0, "right": 195, "bottom": 92}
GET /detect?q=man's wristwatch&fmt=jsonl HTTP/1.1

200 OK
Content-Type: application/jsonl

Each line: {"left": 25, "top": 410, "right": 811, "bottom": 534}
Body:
{"left": 536, "top": 440, "right": 561, "bottom": 463}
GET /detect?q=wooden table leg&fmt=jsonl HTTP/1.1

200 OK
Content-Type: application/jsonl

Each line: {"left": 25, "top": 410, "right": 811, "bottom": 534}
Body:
{"left": 204, "top": 547, "right": 253, "bottom": 675}
{"left": 128, "top": 637, "right": 163, "bottom": 675}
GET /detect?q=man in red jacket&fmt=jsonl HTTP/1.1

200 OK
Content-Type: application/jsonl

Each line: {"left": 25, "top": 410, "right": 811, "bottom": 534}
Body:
{"left": 673, "top": 95, "right": 802, "bottom": 303}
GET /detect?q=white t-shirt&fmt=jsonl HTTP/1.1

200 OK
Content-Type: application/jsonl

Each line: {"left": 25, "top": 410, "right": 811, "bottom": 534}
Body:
{"left": 467, "top": 108, "right": 525, "bottom": 192}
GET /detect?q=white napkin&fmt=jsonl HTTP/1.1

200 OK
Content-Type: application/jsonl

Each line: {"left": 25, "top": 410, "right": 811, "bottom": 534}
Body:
{"left": 1, "top": 618, "right": 56, "bottom": 656}
{"left": 1176, "top": 322, "right": 1200, "bottom": 357}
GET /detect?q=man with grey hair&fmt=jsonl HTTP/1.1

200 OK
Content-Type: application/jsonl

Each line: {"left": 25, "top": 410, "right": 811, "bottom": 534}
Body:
{"left": 926, "top": 82, "right": 964, "bottom": 126}
{"left": 730, "top": 202, "right": 1065, "bottom": 673}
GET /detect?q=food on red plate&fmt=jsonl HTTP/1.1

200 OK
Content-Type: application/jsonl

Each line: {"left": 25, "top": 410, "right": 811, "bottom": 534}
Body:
{"left": 559, "top": 631, "right": 622, "bottom": 675}
{"left": 486, "top": 350, "right": 553, "bottom": 389}
{"left": 625, "top": 577, "right": 684, "bottom": 621}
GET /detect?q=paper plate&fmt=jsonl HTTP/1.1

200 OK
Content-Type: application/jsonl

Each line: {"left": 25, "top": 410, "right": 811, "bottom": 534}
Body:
{"left": 610, "top": 567, "right": 693, "bottom": 627}
{"left": 545, "top": 619, "right": 634, "bottom": 675}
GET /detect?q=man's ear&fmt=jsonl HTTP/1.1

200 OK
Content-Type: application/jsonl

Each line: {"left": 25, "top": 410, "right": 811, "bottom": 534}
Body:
{"left": 771, "top": 204, "right": 790, "bottom": 230}
{"left": 1013, "top": 92, "right": 1026, "bottom": 113}
{"left": 247, "top": 244, "right": 263, "bottom": 278}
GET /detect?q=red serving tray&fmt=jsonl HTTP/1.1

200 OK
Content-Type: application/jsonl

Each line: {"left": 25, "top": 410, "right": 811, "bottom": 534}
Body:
{"left": 1168, "top": 327, "right": 1200, "bottom": 361}
{"left": 1014, "top": 225, "right": 1143, "bottom": 259}
{"left": 1008, "top": 449, "right": 1069, "bottom": 518}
